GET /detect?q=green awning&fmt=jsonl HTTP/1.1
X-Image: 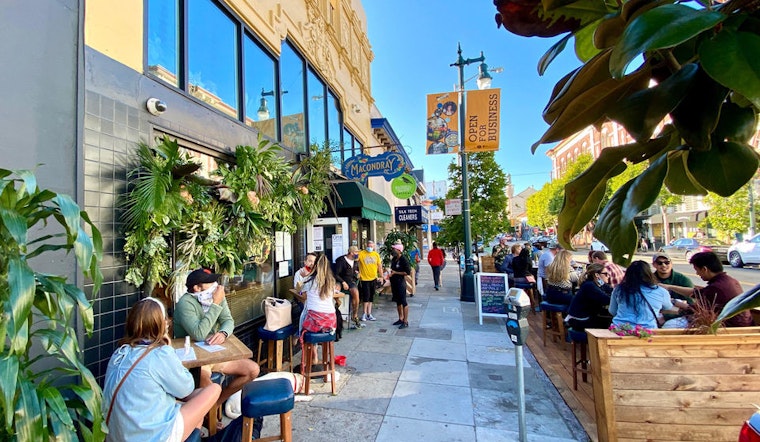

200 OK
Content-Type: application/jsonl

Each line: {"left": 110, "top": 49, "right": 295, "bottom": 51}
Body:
{"left": 335, "top": 182, "right": 392, "bottom": 223}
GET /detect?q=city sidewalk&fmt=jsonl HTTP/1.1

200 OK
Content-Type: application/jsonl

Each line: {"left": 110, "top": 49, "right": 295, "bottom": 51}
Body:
{"left": 261, "top": 258, "right": 589, "bottom": 441}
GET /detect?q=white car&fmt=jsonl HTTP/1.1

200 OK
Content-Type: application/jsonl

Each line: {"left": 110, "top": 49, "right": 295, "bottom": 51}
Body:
{"left": 590, "top": 238, "right": 609, "bottom": 252}
{"left": 728, "top": 233, "right": 760, "bottom": 267}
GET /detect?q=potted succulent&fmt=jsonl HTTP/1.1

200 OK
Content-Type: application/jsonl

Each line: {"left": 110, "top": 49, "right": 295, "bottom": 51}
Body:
{"left": 0, "top": 168, "right": 105, "bottom": 441}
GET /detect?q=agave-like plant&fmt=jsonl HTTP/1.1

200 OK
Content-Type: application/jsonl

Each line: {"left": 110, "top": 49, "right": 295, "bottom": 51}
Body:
{"left": 0, "top": 168, "right": 105, "bottom": 441}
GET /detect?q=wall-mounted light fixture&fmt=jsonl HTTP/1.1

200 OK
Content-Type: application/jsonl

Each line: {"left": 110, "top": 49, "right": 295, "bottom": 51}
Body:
{"left": 146, "top": 97, "right": 167, "bottom": 116}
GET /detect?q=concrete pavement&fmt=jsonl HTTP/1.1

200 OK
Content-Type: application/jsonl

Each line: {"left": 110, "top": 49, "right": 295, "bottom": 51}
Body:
{"left": 260, "top": 258, "right": 590, "bottom": 441}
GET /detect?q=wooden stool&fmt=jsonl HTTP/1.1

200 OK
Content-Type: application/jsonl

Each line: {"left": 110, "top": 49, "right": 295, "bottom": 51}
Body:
{"left": 205, "top": 371, "right": 225, "bottom": 436}
{"left": 257, "top": 324, "right": 296, "bottom": 372}
{"left": 568, "top": 328, "right": 590, "bottom": 390}
{"left": 540, "top": 302, "right": 568, "bottom": 346}
{"left": 302, "top": 331, "right": 336, "bottom": 395}
{"left": 241, "top": 378, "right": 294, "bottom": 442}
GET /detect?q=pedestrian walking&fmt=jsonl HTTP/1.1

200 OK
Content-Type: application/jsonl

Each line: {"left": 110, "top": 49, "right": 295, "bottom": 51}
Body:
{"left": 427, "top": 242, "right": 445, "bottom": 290}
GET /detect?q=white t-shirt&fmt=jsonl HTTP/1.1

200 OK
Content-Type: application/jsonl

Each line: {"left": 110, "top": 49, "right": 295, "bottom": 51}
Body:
{"left": 302, "top": 279, "right": 335, "bottom": 314}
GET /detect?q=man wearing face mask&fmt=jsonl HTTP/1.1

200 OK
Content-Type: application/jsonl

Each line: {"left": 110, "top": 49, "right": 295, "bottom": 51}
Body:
{"left": 334, "top": 246, "right": 362, "bottom": 328}
{"left": 174, "top": 268, "right": 260, "bottom": 408}
{"left": 357, "top": 240, "right": 383, "bottom": 321}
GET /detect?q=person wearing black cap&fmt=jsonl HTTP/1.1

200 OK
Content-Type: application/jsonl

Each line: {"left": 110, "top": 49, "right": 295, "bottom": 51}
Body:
{"left": 174, "top": 268, "right": 259, "bottom": 408}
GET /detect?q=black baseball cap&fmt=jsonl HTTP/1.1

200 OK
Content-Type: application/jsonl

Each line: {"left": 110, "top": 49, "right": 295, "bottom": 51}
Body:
{"left": 186, "top": 268, "right": 221, "bottom": 289}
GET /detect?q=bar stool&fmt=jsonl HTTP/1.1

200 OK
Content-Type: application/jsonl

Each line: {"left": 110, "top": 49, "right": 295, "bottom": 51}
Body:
{"left": 257, "top": 324, "right": 296, "bottom": 373}
{"left": 241, "top": 378, "right": 294, "bottom": 442}
{"left": 302, "top": 331, "right": 336, "bottom": 395}
{"left": 513, "top": 281, "right": 537, "bottom": 314}
{"left": 540, "top": 302, "right": 568, "bottom": 346}
{"left": 568, "top": 328, "right": 590, "bottom": 390}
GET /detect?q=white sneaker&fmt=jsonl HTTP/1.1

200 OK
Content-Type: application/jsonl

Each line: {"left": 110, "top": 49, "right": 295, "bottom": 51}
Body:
{"left": 367, "top": 314, "right": 377, "bottom": 321}
{"left": 361, "top": 314, "right": 367, "bottom": 321}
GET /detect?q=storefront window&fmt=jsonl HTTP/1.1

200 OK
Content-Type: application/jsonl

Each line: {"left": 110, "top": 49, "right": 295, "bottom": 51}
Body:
{"left": 244, "top": 33, "right": 278, "bottom": 139}
{"left": 327, "top": 91, "right": 341, "bottom": 167}
{"left": 307, "top": 69, "right": 326, "bottom": 149}
{"left": 146, "top": 0, "right": 179, "bottom": 86}
{"left": 280, "top": 41, "right": 306, "bottom": 152}
{"left": 187, "top": 0, "right": 239, "bottom": 118}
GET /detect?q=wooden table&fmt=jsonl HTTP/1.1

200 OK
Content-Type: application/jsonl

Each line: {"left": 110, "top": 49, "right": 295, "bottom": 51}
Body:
{"left": 171, "top": 334, "right": 252, "bottom": 369}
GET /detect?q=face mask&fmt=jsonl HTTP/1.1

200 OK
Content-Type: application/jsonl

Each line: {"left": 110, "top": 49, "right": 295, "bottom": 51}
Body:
{"left": 353, "top": 254, "right": 359, "bottom": 259}
{"left": 366, "top": 247, "right": 374, "bottom": 252}
{"left": 198, "top": 282, "right": 218, "bottom": 298}
{"left": 304, "top": 266, "right": 312, "bottom": 272}
{"left": 596, "top": 278, "right": 604, "bottom": 285}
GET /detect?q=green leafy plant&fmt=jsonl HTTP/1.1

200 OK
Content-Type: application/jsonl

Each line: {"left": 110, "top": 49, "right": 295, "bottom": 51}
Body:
{"left": 0, "top": 169, "right": 105, "bottom": 441}
{"left": 494, "top": 0, "right": 760, "bottom": 265}
{"left": 379, "top": 230, "right": 419, "bottom": 268}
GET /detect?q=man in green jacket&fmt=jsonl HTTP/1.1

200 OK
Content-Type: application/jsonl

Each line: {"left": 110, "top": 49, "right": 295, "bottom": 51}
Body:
{"left": 174, "top": 268, "right": 260, "bottom": 407}
{"left": 651, "top": 252, "right": 694, "bottom": 322}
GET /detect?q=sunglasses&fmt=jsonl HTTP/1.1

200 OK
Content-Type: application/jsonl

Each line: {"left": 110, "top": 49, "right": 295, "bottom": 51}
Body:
{"left": 599, "top": 272, "right": 609, "bottom": 276}
{"left": 655, "top": 260, "right": 671, "bottom": 265}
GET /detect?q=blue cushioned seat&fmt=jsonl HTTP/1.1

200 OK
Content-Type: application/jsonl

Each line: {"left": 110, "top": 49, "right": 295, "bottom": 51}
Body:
{"left": 257, "top": 324, "right": 296, "bottom": 341}
{"left": 303, "top": 331, "right": 335, "bottom": 344}
{"left": 540, "top": 302, "right": 568, "bottom": 313}
{"left": 241, "top": 378, "right": 295, "bottom": 418}
{"left": 568, "top": 328, "right": 587, "bottom": 343}
{"left": 513, "top": 281, "right": 533, "bottom": 289}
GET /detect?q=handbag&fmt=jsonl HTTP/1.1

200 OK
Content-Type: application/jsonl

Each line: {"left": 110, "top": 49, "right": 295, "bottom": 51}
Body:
{"left": 524, "top": 274, "right": 536, "bottom": 284}
{"left": 262, "top": 297, "right": 292, "bottom": 331}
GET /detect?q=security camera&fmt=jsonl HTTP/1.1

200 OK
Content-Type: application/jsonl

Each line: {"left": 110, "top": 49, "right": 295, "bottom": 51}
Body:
{"left": 146, "top": 98, "right": 167, "bottom": 116}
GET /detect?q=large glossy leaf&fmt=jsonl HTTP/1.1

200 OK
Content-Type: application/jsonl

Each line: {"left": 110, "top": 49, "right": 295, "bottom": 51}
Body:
{"left": 664, "top": 150, "right": 707, "bottom": 195}
{"left": 0, "top": 356, "right": 19, "bottom": 428}
{"left": 574, "top": 18, "right": 603, "bottom": 61}
{"left": 671, "top": 68, "right": 728, "bottom": 151}
{"left": 711, "top": 284, "right": 760, "bottom": 332}
{"left": 15, "top": 378, "right": 44, "bottom": 441}
{"left": 538, "top": 33, "right": 572, "bottom": 76}
{"left": 74, "top": 225, "right": 94, "bottom": 275}
{"left": 0, "top": 208, "right": 27, "bottom": 246}
{"left": 700, "top": 30, "right": 760, "bottom": 109}
{"left": 542, "top": 50, "right": 613, "bottom": 127}
{"left": 596, "top": 153, "right": 668, "bottom": 265}
{"left": 713, "top": 101, "right": 758, "bottom": 143}
{"left": 9, "top": 257, "right": 34, "bottom": 352}
{"left": 686, "top": 141, "right": 760, "bottom": 196}
{"left": 608, "top": 63, "right": 697, "bottom": 142}
{"left": 41, "top": 385, "right": 76, "bottom": 438}
{"left": 54, "top": 194, "right": 80, "bottom": 240}
{"left": 15, "top": 170, "right": 37, "bottom": 198}
{"left": 533, "top": 64, "right": 651, "bottom": 150}
{"left": 610, "top": 4, "right": 725, "bottom": 78}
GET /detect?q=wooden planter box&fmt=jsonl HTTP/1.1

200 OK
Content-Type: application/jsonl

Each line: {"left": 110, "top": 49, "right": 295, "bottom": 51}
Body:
{"left": 480, "top": 256, "right": 496, "bottom": 273}
{"left": 587, "top": 327, "right": 760, "bottom": 441}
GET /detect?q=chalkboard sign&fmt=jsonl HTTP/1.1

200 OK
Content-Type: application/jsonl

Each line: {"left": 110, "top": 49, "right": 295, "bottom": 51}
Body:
{"left": 476, "top": 273, "right": 509, "bottom": 325}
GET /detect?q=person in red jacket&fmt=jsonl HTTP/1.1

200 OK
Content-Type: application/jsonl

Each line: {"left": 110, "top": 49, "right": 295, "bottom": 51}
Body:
{"left": 427, "top": 242, "right": 446, "bottom": 290}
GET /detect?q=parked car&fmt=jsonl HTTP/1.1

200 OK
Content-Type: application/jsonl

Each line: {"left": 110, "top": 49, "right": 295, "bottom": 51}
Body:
{"left": 660, "top": 237, "right": 730, "bottom": 262}
{"left": 739, "top": 409, "right": 760, "bottom": 441}
{"left": 590, "top": 238, "right": 609, "bottom": 252}
{"left": 728, "top": 233, "right": 760, "bottom": 268}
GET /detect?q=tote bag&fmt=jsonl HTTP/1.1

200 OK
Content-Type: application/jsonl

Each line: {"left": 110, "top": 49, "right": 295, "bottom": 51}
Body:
{"left": 262, "top": 297, "right": 292, "bottom": 331}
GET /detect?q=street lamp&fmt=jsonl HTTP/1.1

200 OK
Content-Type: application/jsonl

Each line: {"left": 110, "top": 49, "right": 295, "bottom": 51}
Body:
{"left": 257, "top": 88, "right": 275, "bottom": 120}
{"left": 450, "top": 43, "right": 496, "bottom": 302}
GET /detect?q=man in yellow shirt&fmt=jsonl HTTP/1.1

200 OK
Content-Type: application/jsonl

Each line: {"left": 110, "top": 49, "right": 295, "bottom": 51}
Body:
{"left": 357, "top": 240, "right": 383, "bottom": 321}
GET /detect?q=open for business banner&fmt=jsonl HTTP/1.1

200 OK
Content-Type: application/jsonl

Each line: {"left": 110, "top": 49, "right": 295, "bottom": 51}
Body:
{"left": 426, "top": 92, "right": 459, "bottom": 155}
{"left": 464, "top": 88, "right": 500, "bottom": 152}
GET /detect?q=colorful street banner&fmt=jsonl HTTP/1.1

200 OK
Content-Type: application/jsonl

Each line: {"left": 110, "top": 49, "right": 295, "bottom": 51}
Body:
{"left": 464, "top": 88, "right": 500, "bottom": 152}
{"left": 426, "top": 92, "right": 459, "bottom": 155}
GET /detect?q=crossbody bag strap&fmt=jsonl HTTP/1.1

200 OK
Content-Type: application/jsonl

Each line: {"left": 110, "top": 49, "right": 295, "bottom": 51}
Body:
{"left": 639, "top": 291, "right": 661, "bottom": 328}
{"left": 106, "top": 345, "right": 156, "bottom": 425}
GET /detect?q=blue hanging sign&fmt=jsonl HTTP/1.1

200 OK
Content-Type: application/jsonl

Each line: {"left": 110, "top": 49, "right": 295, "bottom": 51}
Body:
{"left": 342, "top": 151, "right": 406, "bottom": 182}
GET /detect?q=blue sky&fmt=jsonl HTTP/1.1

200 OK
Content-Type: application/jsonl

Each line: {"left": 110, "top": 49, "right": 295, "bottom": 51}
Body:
{"left": 364, "top": 0, "right": 582, "bottom": 193}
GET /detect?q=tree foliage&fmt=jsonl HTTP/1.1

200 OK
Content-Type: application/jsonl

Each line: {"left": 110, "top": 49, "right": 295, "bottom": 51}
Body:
{"left": 701, "top": 185, "right": 751, "bottom": 241}
{"left": 435, "top": 152, "right": 510, "bottom": 245}
{"left": 494, "top": 0, "right": 760, "bottom": 265}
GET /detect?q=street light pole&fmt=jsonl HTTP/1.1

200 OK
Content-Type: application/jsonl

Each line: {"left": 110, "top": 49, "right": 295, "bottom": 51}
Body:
{"left": 450, "top": 43, "right": 489, "bottom": 302}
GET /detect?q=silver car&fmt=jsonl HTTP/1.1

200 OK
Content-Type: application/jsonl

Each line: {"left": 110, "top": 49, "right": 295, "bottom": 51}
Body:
{"left": 728, "top": 233, "right": 760, "bottom": 268}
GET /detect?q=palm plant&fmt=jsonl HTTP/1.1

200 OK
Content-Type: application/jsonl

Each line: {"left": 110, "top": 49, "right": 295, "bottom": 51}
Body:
{"left": 0, "top": 169, "right": 105, "bottom": 441}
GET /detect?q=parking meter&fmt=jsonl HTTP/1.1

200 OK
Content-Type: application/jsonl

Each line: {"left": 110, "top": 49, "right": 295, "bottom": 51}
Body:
{"left": 505, "top": 288, "right": 531, "bottom": 345}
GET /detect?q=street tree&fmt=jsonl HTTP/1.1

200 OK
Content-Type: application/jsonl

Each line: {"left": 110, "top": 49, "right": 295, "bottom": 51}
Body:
{"left": 493, "top": 0, "right": 760, "bottom": 265}
{"left": 436, "top": 152, "right": 510, "bottom": 246}
{"left": 701, "top": 186, "right": 751, "bottom": 241}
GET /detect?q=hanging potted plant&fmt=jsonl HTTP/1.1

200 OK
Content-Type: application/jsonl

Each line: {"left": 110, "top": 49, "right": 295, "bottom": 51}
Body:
{"left": 0, "top": 168, "right": 105, "bottom": 441}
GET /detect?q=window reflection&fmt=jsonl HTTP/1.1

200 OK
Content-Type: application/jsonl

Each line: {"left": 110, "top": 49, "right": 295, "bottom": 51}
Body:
{"left": 327, "top": 91, "right": 341, "bottom": 167}
{"left": 244, "top": 34, "right": 278, "bottom": 139}
{"left": 188, "top": 0, "right": 239, "bottom": 118}
{"left": 280, "top": 41, "right": 306, "bottom": 152}
{"left": 147, "top": 0, "right": 179, "bottom": 86}
{"left": 307, "top": 69, "right": 326, "bottom": 149}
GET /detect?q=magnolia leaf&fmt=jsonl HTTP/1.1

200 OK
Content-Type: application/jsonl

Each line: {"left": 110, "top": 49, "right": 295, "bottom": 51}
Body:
{"left": 574, "top": 18, "right": 603, "bottom": 62}
{"left": 713, "top": 101, "right": 758, "bottom": 143}
{"left": 610, "top": 4, "right": 725, "bottom": 78}
{"left": 542, "top": 50, "right": 613, "bottom": 127}
{"left": 533, "top": 64, "right": 651, "bottom": 150}
{"left": 542, "top": 0, "right": 612, "bottom": 24}
{"left": 671, "top": 68, "right": 728, "bottom": 151}
{"left": 664, "top": 150, "right": 707, "bottom": 195}
{"left": 608, "top": 63, "right": 697, "bottom": 142}
{"left": 711, "top": 283, "right": 760, "bottom": 332}
{"left": 596, "top": 153, "right": 667, "bottom": 265}
{"left": 538, "top": 33, "right": 572, "bottom": 76}
{"left": 687, "top": 141, "right": 760, "bottom": 197}
{"left": 700, "top": 30, "right": 760, "bottom": 109}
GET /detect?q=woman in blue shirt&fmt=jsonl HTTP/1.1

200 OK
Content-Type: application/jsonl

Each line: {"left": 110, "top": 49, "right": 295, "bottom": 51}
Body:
{"left": 609, "top": 261, "right": 677, "bottom": 329}
{"left": 103, "top": 298, "right": 221, "bottom": 441}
